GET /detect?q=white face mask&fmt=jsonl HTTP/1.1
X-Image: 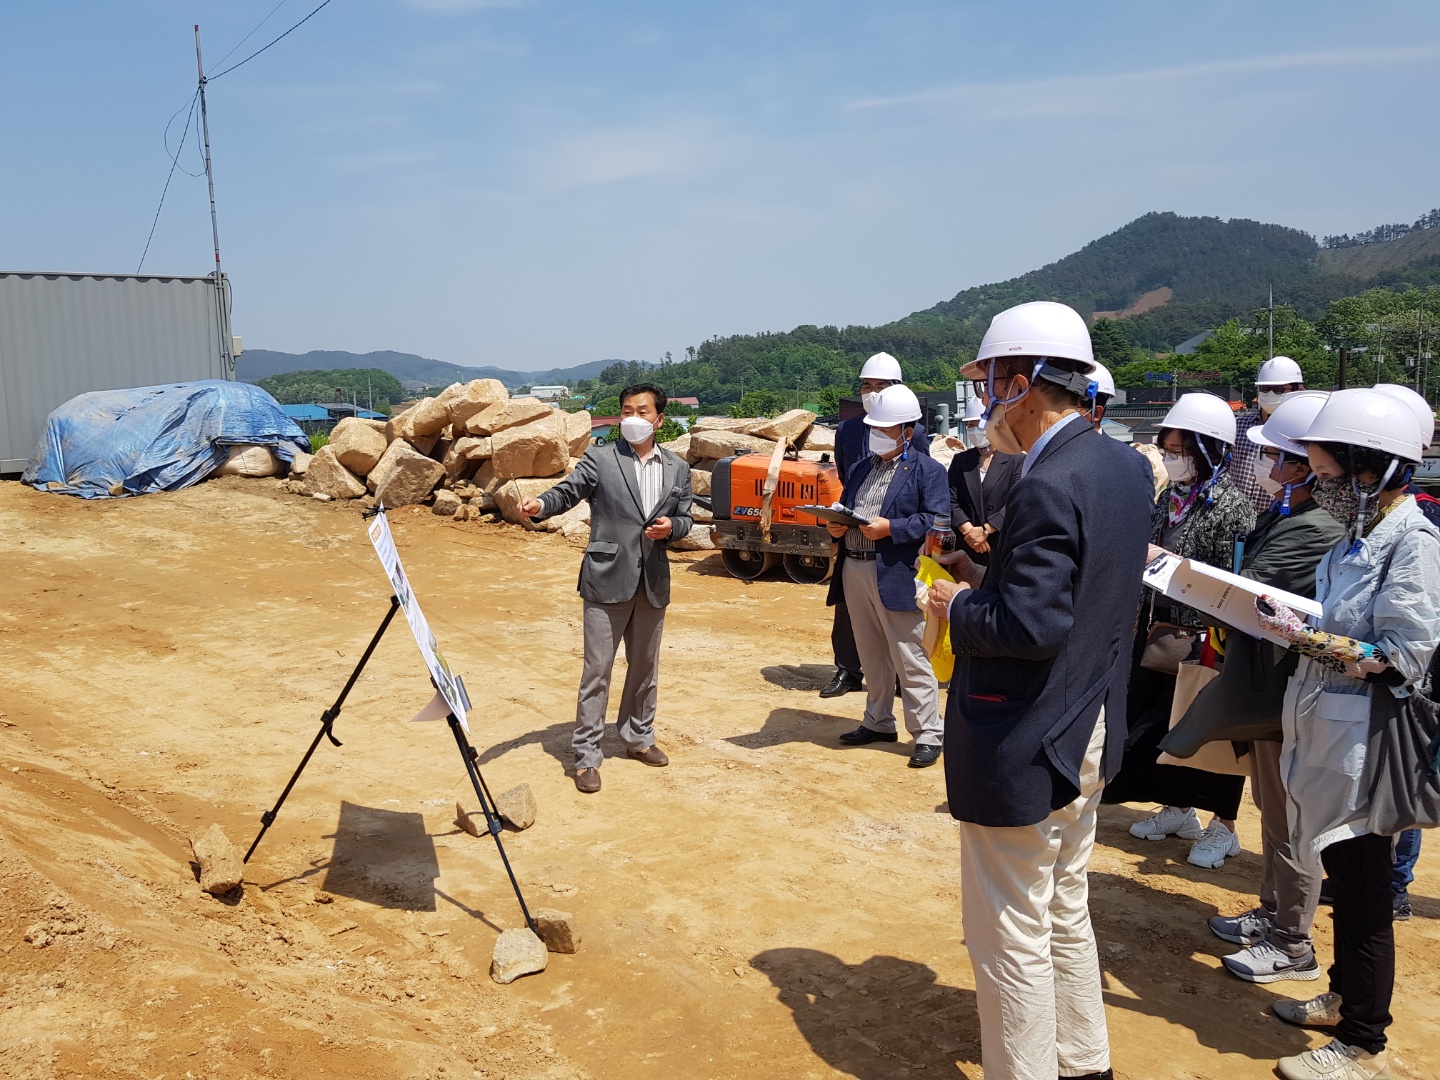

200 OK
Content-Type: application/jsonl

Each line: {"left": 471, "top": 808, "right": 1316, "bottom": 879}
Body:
{"left": 868, "top": 428, "right": 900, "bottom": 456}
{"left": 1257, "top": 390, "right": 1286, "bottom": 413}
{"left": 620, "top": 415, "right": 656, "bottom": 445}
{"left": 1162, "top": 451, "right": 1197, "bottom": 484}
{"left": 966, "top": 424, "right": 988, "bottom": 449}
{"left": 1254, "top": 455, "right": 1282, "bottom": 495}
{"left": 861, "top": 392, "right": 880, "bottom": 414}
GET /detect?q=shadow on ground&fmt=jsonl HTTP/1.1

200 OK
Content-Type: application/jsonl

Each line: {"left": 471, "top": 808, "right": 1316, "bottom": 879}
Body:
{"left": 320, "top": 801, "right": 439, "bottom": 911}
{"left": 726, "top": 707, "right": 911, "bottom": 758}
{"left": 752, "top": 948, "right": 979, "bottom": 1079}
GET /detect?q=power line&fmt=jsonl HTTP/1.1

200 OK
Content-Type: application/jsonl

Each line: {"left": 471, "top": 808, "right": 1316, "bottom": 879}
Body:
{"left": 137, "top": 89, "right": 200, "bottom": 274}
{"left": 209, "top": 0, "right": 335, "bottom": 82}
{"left": 212, "top": 0, "right": 293, "bottom": 69}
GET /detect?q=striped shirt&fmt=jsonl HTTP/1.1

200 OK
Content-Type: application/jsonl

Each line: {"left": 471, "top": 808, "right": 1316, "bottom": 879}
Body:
{"left": 847, "top": 454, "right": 901, "bottom": 551}
{"left": 1230, "top": 410, "right": 1273, "bottom": 516}
{"left": 633, "top": 445, "right": 665, "bottom": 518}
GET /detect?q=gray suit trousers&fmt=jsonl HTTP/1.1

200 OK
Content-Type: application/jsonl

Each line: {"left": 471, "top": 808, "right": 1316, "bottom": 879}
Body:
{"left": 573, "top": 587, "right": 666, "bottom": 769}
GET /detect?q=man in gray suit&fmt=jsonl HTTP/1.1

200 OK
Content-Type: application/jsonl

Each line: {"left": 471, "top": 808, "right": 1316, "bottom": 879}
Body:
{"left": 518, "top": 384, "right": 693, "bottom": 794}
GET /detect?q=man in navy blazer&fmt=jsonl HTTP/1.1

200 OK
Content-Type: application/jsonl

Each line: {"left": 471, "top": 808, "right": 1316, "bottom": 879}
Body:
{"left": 824, "top": 384, "right": 949, "bottom": 767}
{"left": 821, "top": 352, "right": 930, "bottom": 700}
{"left": 925, "top": 303, "right": 1153, "bottom": 1080}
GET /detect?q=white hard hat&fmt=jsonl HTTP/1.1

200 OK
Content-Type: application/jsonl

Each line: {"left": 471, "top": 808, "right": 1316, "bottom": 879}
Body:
{"left": 1091, "top": 361, "right": 1116, "bottom": 399}
{"left": 1256, "top": 356, "right": 1304, "bottom": 386}
{"left": 966, "top": 301, "right": 1096, "bottom": 372}
{"left": 864, "top": 384, "right": 923, "bottom": 426}
{"left": 1247, "top": 390, "right": 1330, "bottom": 456}
{"left": 1372, "top": 383, "right": 1435, "bottom": 450}
{"left": 962, "top": 397, "right": 985, "bottom": 422}
{"left": 1160, "top": 392, "right": 1237, "bottom": 446}
{"left": 1303, "top": 387, "right": 1425, "bottom": 462}
{"left": 859, "top": 352, "right": 903, "bottom": 382}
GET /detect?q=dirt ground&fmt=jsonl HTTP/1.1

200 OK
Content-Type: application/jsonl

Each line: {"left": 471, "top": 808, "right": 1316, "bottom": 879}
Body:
{"left": 1, "top": 477, "right": 1437, "bottom": 1080}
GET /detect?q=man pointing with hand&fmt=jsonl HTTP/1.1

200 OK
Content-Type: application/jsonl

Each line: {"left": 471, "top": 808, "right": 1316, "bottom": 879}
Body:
{"left": 518, "top": 383, "right": 693, "bottom": 794}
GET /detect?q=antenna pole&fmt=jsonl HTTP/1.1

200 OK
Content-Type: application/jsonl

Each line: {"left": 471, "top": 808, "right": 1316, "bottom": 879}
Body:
{"left": 1267, "top": 285, "right": 1274, "bottom": 360}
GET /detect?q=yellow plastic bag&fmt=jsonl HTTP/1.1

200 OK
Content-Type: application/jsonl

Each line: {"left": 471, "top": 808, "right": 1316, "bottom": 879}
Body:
{"left": 914, "top": 555, "right": 956, "bottom": 683}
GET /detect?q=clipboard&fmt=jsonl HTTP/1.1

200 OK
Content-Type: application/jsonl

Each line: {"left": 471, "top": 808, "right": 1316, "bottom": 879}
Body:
{"left": 796, "top": 504, "right": 872, "bottom": 528}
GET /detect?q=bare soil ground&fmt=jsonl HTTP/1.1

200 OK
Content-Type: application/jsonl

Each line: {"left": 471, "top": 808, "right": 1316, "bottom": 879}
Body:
{"left": 1, "top": 477, "right": 1438, "bottom": 1080}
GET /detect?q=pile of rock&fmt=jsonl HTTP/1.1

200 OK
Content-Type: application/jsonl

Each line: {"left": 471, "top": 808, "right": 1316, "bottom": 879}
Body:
{"left": 657, "top": 408, "right": 830, "bottom": 551}
{"left": 282, "top": 379, "right": 594, "bottom": 536}
{"left": 280, "top": 390, "right": 833, "bottom": 551}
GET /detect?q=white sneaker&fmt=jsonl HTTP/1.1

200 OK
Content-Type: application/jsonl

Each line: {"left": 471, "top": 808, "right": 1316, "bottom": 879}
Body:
{"left": 1129, "top": 805, "right": 1205, "bottom": 841}
{"left": 1273, "top": 991, "right": 1343, "bottom": 1028}
{"left": 1187, "top": 822, "right": 1240, "bottom": 868}
{"left": 1277, "top": 1039, "right": 1389, "bottom": 1079}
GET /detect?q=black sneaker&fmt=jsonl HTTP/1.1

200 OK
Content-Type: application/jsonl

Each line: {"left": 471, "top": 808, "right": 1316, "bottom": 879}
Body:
{"left": 1394, "top": 890, "right": 1412, "bottom": 921}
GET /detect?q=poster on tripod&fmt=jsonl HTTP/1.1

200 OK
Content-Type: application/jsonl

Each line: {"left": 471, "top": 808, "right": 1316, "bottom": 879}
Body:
{"left": 367, "top": 510, "right": 471, "bottom": 732}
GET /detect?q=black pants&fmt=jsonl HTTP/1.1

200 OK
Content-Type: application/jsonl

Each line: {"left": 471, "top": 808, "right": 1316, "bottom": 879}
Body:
{"left": 831, "top": 601, "right": 861, "bottom": 676}
{"left": 1321, "top": 832, "right": 1396, "bottom": 1054}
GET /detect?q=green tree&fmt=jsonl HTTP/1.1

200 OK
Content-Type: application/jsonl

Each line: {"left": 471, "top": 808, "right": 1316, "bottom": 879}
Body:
{"left": 256, "top": 367, "right": 406, "bottom": 408}
{"left": 1090, "top": 318, "right": 1138, "bottom": 370}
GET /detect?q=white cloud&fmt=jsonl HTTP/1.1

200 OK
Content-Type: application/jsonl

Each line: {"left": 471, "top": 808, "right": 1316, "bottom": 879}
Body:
{"left": 847, "top": 44, "right": 1440, "bottom": 118}
{"left": 533, "top": 123, "right": 728, "bottom": 193}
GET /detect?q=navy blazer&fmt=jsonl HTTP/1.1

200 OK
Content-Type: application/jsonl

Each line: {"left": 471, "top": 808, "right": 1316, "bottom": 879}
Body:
{"left": 944, "top": 417, "right": 1155, "bottom": 827}
{"left": 835, "top": 414, "right": 929, "bottom": 500}
{"left": 824, "top": 449, "right": 950, "bottom": 612}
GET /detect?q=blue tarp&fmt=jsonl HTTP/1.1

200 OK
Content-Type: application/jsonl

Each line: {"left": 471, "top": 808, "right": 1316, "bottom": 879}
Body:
{"left": 22, "top": 380, "right": 311, "bottom": 499}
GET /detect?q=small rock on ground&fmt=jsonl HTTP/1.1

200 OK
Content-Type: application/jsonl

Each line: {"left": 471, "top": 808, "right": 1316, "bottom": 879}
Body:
{"left": 491, "top": 927, "right": 547, "bottom": 984}
{"left": 533, "top": 908, "right": 580, "bottom": 954}
{"left": 190, "top": 823, "right": 244, "bottom": 895}
{"left": 496, "top": 783, "right": 537, "bottom": 830}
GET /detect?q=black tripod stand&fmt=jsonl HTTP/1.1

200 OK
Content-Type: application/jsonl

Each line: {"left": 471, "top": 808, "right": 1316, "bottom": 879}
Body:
{"left": 244, "top": 595, "right": 536, "bottom": 933}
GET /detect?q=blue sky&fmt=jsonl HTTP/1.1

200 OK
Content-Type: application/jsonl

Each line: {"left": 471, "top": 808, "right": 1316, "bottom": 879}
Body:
{"left": 3, "top": 2, "right": 1439, "bottom": 370}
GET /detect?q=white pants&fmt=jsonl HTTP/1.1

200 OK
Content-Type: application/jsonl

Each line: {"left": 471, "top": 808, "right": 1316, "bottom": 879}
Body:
{"left": 958, "top": 710, "right": 1110, "bottom": 1080}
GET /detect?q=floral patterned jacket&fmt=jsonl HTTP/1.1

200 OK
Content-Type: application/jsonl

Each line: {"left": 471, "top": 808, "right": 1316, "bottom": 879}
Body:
{"left": 1148, "top": 477, "right": 1257, "bottom": 629}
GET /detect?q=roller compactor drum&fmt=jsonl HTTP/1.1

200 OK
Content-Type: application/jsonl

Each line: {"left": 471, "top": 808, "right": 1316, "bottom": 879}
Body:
{"left": 709, "top": 451, "right": 842, "bottom": 583}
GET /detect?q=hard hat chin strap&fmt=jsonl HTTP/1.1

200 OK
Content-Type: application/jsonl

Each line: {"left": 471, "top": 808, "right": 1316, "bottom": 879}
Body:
{"left": 1348, "top": 458, "right": 1400, "bottom": 551}
{"left": 1277, "top": 451, "right": 1315, "bottom": 516}
{"left": 981, "top": 358, "right": 1045, "bottom": 424}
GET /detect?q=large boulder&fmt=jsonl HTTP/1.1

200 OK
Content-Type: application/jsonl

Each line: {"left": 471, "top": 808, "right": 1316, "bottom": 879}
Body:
{"left": 753, "top": 409, "right": 816, "bottom": 445}
{"left": 328, "top": 417, "right": 388, "bottom": 476}
{"left": 432, "top": 489, "right": 462, "bottom": 517}
{"left": 372, "top": 442, "right": 446, "bottom": 508}
{"left": 688, "top": 429, "right": 778, "bottom": 462}
{"left": 671, "top": 525, "right": 715, "bottom": 551}
{"left": 299, "top": 446, "right": 366, "bottom": 500}
{"left": 390, "top": 397, "right": 450, "bottom": 440}
{"left": 692, "top": 416, "right": 764, "bottom": 435}
{"left": 465, "top": 397, "right": 550, "bottom": 437}
{"left": 442, "top": 436, "right": 493, "bottom": 480}
{"left": 538, "top": 499, "right": 589, "bottom": 535}
{"left": 801, "top": 424, "right": 836, "bottom": 452}
{"left": 288, "top": 450, "right": 313, "bottom": 477}
{"left": 562, "top": 408, "right": 594, "bottom": 457}
{"left": 659, "top": 433, "right": 691, "bottom": 458}
{"left": 492, "top": 413, "right": 569, "bottom": 481}
{"left": 493, "top": 476, "right": 565, "bottom": 527}
{"left": 690, "top": 468, "right": 712, "bottom": 497}
{"left": 439, "top": 379, "right": 508, "bottom": 429}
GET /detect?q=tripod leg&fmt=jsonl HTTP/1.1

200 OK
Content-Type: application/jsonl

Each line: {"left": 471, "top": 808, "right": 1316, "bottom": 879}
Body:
{"left": 448, "top": 713, "right": 537, "bottom": 933}
{"left": 244, "top": 597, "right": 401, "bottom": 863}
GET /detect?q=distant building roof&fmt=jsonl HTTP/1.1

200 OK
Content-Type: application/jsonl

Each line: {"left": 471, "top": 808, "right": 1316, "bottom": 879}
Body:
{"left": 1176, "top": 330, "right": 1214, "bottom": 355}
{"left": 314, "top": 402, "right": 386, "bottom": 419}
{"left": 591, "top": 415, "right": 620, "bottom": 430}
{"left": 670, "top": 396, "right": 700, "bottom": 407}
{"left": 281, "top": 404, "right": 331, "bottom": 421}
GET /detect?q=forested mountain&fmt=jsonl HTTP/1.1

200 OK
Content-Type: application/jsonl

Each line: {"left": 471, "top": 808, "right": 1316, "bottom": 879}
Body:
{"left": 236, "top": 349, "right": 621, "bottom": 390}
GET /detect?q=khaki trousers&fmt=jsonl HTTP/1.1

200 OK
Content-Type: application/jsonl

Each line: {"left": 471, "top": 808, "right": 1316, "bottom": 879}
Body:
{"left": 959, "top": 711, "right": 1110, "bottom": 1080}
{"left": 842, "top": 556, "right": 942, "bottom": 745}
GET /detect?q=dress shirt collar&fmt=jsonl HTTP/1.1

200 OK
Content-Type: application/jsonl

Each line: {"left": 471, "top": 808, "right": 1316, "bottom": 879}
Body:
{"left": 1020, "top": 411, "right": 1084, "bottom": 477}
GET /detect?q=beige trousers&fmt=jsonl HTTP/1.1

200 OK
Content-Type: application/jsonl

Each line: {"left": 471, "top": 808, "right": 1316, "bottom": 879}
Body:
{"left": 958, "top": 710, "right": 1110, "bottom": 1080}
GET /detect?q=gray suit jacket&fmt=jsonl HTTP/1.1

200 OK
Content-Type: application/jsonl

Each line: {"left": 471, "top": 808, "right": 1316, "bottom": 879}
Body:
{"left": 535, "top": 441, "right": 693, "bottom": 607}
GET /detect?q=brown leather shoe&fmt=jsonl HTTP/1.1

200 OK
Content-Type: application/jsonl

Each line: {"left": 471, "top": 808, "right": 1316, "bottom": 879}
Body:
{"left": 574, "top": 767, "right": 601, "bottom": 794}
{"left": 627, "top": 745, "right": 669, "bottom": 767}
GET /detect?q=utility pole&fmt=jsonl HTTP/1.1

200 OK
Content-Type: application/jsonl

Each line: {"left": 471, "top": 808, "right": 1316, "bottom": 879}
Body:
{"left": 1267, "top": 285, "right": 1274, "bottom": 360}
{"left": 194, "top": 26, "right": 232, "bottom": 376}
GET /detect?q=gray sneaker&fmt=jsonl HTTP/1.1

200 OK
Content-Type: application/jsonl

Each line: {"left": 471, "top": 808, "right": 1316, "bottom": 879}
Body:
{"left": 1273, "top": 991, "right": 1343, "bottom": 1028}
{"left": 1208, "top": 906, "right": 1272, "bottom": 946}
{"left": 1222, "top": 940, "right": 1322, "bottom": 983}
